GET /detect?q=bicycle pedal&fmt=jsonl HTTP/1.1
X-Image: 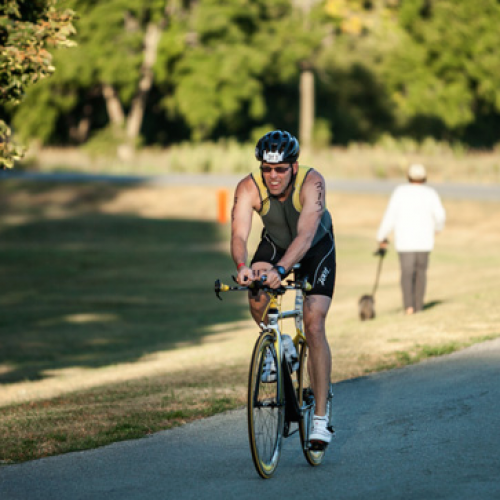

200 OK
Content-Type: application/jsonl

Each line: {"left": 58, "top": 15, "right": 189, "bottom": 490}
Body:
{"left": 309, "top": 440, "right": 328, "bottom": 451}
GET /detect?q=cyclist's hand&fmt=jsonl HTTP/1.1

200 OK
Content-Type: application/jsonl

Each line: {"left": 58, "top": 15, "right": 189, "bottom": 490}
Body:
{"left": 236, "top": 265, "right": 255, "bottom": 285}
{"left": 263, "top": 268, "right": 282, "bottom": 289}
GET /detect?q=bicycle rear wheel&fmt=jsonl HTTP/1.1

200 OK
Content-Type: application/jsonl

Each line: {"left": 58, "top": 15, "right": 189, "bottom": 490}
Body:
{"left": 298, "top": 341, "right": 326, "bottom": 466}
{"left": 247, "top": 333, "right": 285, "bottom": 479}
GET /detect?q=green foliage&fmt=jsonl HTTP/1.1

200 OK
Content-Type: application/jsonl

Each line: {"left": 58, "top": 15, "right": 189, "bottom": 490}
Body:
{"left": 68, "top": 0, "right": 147, "bottom": 102}
{"left": 250, "top": 124, "right": 276, "bottom": 145}
{"left": 165, "top": 0, "right": 321, "bottom": 140}
{"left": 0, "top": 121, "right": 23, "bottom": 169}
{"left": 312, "top": 118, "right": 333, "bottom": 148}
{"left": 10, "top": 0, "right": 174, "bottom": 148}
{"left": 6, "top": 0, "right": 500, "bottom": 153}
{"left": 315, "top": 36, "right": 396, "bottom": 142}
{"left": 82, "top": 125, "right": 129, "bottom": 158}
{"left": 0, "top": 0, "right": 76, "bottom": 105}
{"left": 0, "top": 0, "right": 76, "bottom": 167}
{"left": 385, "top": 0, "right": 500, "bottom": 137}
{"left": 10, "top": 0, "right": 325, "bottom": 146}
{"left": 12, "top": 79, "right": 78, "bottom": 144}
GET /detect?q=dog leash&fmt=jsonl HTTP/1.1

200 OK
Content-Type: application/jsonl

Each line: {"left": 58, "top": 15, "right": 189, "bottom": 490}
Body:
{"left": 371, "top": 253, "right": 385, "bottom": 297}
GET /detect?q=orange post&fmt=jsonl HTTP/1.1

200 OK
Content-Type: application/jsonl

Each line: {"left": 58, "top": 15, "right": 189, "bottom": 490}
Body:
{"left": 217, "top": 188, "right": 229, "bottom": 224}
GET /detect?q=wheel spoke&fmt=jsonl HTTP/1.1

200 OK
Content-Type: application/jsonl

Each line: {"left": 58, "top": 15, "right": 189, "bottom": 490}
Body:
{"left": 248, "top": 335, "right": 284, "bottom": 478}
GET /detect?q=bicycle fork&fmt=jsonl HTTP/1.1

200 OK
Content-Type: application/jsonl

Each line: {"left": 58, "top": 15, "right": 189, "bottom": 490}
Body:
{"left": 301, "top": 401, "right": 315, "bottom": 450}
{"left": 326, "top": 384, "right": 335, "bottom": 433}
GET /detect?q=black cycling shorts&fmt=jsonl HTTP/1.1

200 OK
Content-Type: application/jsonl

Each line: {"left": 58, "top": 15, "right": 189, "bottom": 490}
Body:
{"left": 250, "top": 230, "right": 336, "bottom": 298}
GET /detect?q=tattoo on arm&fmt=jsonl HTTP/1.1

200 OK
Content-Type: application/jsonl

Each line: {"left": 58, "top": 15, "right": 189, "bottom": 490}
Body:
{"left": 315, "top": 181, "right": 324, "bottom": 212}
{"left": 231, "top": 196, "right": 238, "bottom": 222}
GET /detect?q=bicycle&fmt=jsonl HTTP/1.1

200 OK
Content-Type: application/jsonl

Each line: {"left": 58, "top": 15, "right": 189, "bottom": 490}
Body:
{"left": 214, "top": 266, "right": 334, "bottom": 479}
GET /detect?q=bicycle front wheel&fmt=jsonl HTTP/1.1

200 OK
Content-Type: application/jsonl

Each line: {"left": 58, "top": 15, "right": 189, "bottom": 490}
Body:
{"left": 247, "top": 333, "right": 285, "bottom": 479}
{"left": 298, "top": 341, "right": 326, "bottom": 466}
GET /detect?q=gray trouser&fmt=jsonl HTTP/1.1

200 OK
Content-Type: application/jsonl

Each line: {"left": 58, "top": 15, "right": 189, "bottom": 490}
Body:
{"left": 398, "top": 252, "right": 430, "bottom": 312}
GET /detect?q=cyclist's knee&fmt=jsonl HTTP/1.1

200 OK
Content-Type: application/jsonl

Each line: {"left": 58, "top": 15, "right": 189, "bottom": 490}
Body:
{"left": 249, "top": 292, "right": 269, "bottom": 323}
{"left": 304, "top": 321, "right": 327, "bottom": 346}
{"left": 304, "top": 308, "right": 326, "bottom": 332}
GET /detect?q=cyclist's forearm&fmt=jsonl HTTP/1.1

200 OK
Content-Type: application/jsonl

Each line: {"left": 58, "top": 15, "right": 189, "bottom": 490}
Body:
{"left": 277, "top": 233, "right": 314, "bottom": 271}
{"left": 231, "top": 235, "right": 248, "bottom": 267}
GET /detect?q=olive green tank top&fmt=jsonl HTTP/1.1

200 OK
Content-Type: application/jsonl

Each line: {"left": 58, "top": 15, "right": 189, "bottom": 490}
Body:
{"left": 251, "top": 166, "right": 333, "bottom": 250}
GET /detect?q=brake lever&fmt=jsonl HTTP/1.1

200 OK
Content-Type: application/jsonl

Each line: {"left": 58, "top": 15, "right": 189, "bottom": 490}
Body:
{"left": 214, "top": 279, "right": 223, "bottom": 301}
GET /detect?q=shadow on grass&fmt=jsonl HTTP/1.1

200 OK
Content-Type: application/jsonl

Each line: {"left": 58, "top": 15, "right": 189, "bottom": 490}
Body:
{"left": 389, "top": 299, "right": 445, "bottom": 316}
{"left": 0, "top": 192, "right": 248, "bottom": 384}
{"left": 423, "top": 300, "right": 444, "bottom": 311}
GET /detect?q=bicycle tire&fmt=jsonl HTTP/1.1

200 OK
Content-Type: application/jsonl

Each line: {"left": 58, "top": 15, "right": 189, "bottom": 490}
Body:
{"left": 298, "top": 341, "right": 326, "bottom": 466}
{"left": 247, "top": 333, "right": 285, "bottom": 479}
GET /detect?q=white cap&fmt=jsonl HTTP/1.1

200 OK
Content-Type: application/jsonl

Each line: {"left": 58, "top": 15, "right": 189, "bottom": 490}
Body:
{"left": 408, "top": 163, "right": 426, "bottom": 181}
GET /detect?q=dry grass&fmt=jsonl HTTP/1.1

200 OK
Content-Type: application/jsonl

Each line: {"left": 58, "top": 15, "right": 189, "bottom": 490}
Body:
{"left": 25, "top": 143, "right": 500, "bottom": 184}
{"left": 1, "top": 179, "right": 499, "bottom": 463}
{"left": 327, "top": 191, "right": 500, "bottom": 380}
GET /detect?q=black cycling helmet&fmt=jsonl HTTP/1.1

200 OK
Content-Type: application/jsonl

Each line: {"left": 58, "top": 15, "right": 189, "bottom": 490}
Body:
{"left": 255, "top": 130, "right": 300, "bottom": 164}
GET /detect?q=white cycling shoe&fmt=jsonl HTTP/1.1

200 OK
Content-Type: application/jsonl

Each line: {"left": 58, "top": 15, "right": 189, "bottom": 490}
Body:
{"left": 310, "top": 415, "right": 334, "bottom": 444}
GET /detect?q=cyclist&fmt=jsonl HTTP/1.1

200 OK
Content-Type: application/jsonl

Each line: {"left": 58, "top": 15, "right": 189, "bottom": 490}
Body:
{"left": 231, "top": 130, "right": 336, "bottom": 446}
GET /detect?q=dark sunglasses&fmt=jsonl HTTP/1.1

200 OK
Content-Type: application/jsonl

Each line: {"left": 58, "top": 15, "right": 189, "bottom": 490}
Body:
{"left": 260, "top": 165, "right": 291, "bottom": 174}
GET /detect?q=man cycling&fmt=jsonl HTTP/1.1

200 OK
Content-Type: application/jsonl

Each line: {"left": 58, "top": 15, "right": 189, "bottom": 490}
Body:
{"left": 231, "top": 130, "right": 336, "bottom": 446}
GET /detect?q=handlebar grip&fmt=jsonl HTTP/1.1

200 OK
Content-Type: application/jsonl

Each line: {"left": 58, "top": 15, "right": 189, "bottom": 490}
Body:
{"left": 214, "top": 279, "right": 230, "bottom": 293}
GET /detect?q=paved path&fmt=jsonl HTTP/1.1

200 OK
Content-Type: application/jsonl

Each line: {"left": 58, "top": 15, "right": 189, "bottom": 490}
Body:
{"left": 2, "top": 171, "right": 499, "bottom": 200}
{"left": 1, "top": 338, "right": 499, "bottom": 500}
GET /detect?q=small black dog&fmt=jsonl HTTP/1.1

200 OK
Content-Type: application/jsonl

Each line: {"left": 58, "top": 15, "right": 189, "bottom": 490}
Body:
{"left": 358, "top": 294, "right": 375, "bottom": 321}
{"left": 358, "top": 246, "right": 387, "bottom": 321}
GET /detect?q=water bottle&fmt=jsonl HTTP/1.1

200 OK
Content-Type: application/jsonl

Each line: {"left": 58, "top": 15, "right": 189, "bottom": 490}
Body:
{"left": 282, "top": 334, "right": 299, "bottom": 372}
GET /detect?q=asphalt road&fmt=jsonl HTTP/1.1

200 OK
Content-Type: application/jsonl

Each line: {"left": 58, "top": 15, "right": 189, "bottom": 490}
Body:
{"left": 1, "top": 170, "right": 499, "bottom": 200}
{"left": 1, "top": 338, "right": 499, "bottom": 500}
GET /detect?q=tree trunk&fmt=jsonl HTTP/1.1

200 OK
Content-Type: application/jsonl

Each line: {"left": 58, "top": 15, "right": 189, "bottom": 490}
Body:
{"left": 102, "top": 83, "right": 125, "bottom": 127}
{"left": 299, "top": 68, "right": 314, "bottom": 149}
{"left": 69, "top": 103, "right": 92, "bottom": 144}
{"left": 294, "top": 0, "right": 319, "bottom": 149}
{"left": 126, "top": 22, "right": 161, "bottom": 143}
{"left": 103, "top": 15, "right": 164, "bottom": 161}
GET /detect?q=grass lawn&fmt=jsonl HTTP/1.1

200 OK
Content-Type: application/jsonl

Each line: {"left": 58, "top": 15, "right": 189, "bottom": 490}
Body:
{"left": 1, "top": 179, "right": 499, "bottom": 464}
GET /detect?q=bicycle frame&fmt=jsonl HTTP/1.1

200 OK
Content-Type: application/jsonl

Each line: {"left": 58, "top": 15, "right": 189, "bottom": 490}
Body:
{"left": 259, "top": 287, "right": 305, "bottom": 365}
{"left": 258, "top": 285, "right": 314, "bottom": 449}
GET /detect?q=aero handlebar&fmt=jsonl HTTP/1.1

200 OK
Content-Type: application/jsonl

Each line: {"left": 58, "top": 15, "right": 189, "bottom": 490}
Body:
{"left": 214, "top": 275, "right": 312, "bottom": 301}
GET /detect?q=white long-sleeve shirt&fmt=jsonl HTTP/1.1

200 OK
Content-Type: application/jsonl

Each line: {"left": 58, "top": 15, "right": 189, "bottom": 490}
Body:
{"left": 377, "top": 183, "right": 446, "bottom": 252}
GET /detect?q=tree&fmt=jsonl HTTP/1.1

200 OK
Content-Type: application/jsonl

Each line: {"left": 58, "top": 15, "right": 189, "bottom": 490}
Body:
{"left": 0, "top": 0, "right": 75, "bottom": 168}
{"left": 306, "top": 0, "right": 400, "bottom": 144}
{"left": 294, "top": 0, "right": 380, "bottom": 147}
{"left": 164, "top": 0, "right": 323, "bottom": 141}
{"left": 383, "top": 0, "right": 500, "bottom": 143}
{"left": 12, "top": 0, "right": 177, "bottom": 160}
{"left": 12, "top": 0, "right": 323, "bottom": 149}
